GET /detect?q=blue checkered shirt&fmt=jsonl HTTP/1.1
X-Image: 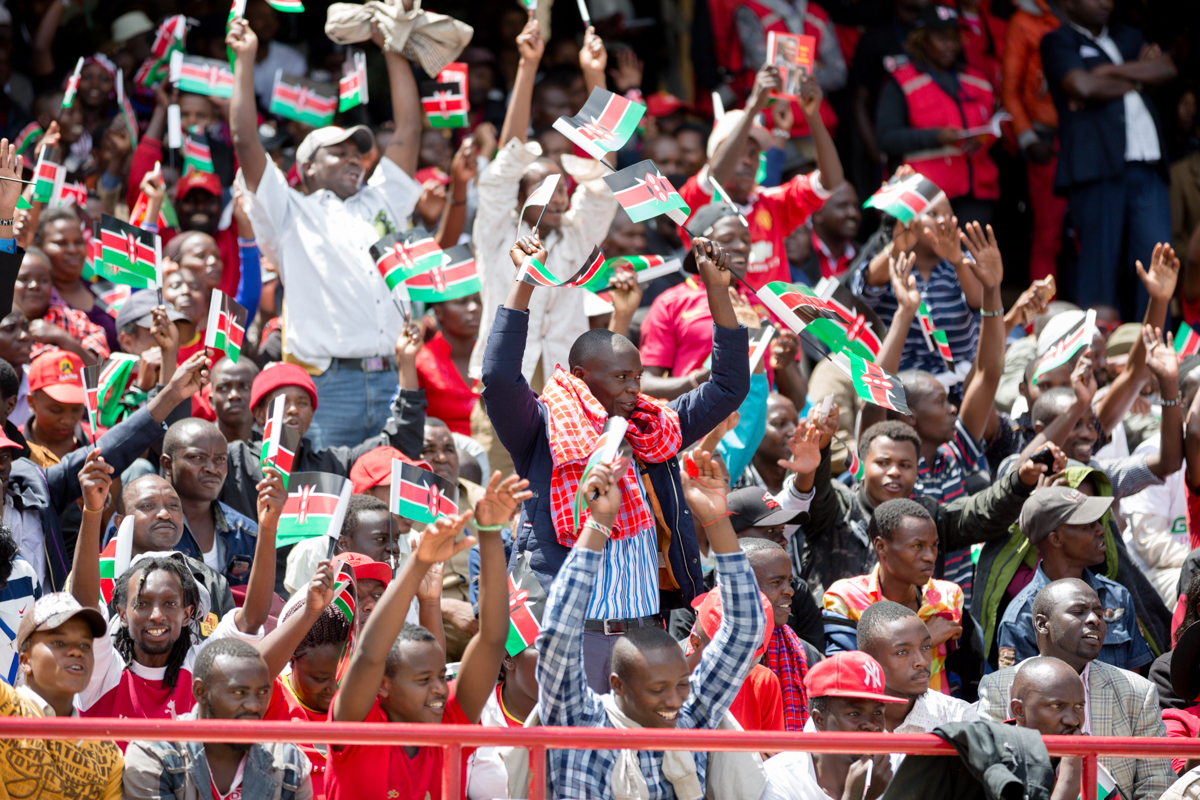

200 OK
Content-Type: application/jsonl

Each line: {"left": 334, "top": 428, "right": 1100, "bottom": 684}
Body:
{"left": 536, "top": 547, "right": 765, "bottom": 800}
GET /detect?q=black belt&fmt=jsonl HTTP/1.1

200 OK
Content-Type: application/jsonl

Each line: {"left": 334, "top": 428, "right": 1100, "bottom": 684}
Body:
{"left": 583, "top": 614, "right": 664, "bottom": 635}
{"left": 333, "top": 356, "right": 396, "bottom": 372}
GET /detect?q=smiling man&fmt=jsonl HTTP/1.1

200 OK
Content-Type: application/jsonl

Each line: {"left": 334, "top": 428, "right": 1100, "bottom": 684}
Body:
{"left": 227, "top": 11, "right": 424, "bottom": 450}
{"left": 996, "top": 487, "right": 1151, "bottom": 670}
{"left": 978, "top": 580, "right": 1175, "bottom": 800}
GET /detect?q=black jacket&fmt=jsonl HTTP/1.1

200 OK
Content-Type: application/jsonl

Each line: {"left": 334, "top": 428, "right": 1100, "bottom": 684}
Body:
{"left": 881, "top": 721, "right": 1055, "bottom": 800}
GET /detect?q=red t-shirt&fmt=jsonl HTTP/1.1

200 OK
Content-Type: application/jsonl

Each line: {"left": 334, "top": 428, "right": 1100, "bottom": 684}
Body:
{"left": 639, "top": 277, "right": 770, "bottom": 376}
{"left": 1186, "top": 479, "right": 1200, "bottom": 551}
{"left": 264, "top": 675, "right": 330, "bottom": 799}
{"left": 728, "top": 664, "right": 785, "bottom": 732}
{"left": 678, "top": 170, "right": 830, "bottom": 291}
{"left": 324, "top": 688, "right": 475, "bottom": 800}
{"left": 415, "top": 332, "right": 479, "bottom": 437}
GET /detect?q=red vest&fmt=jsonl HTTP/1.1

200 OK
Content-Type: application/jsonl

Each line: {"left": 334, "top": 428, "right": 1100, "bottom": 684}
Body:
{"left": 886, "top": 58, "right": 999, "bottom": 201}
{"left": 733, "top": 0, "right": 838, "bottom": 137}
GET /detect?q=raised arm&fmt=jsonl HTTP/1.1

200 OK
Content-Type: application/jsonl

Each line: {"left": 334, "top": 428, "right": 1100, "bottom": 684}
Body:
{"left": 861, "top": 251, "right": 919, "bottom": 432}
{"left": 1142, "top": 326, "right": 1183, "bottom": 480}
{"left": 333, "top": 511, "right": 475, "bottom": 723}
{"left": 957, "top": 222, "right": 1005, "bottom": 443}
{"left": 256, "top": 561, "right": 335, "bottom": 679}
{"left": 71, "top": 449, "right": 114, "bottom": 610}
{"left": 797, "top": 75, "right": 844, "bottom": 193}
{"left": 455, "top": 472, "right": 532, "bottom": 722}
{"left": 1187, "top": 385, "right": 1200, "bottom": 490}
{"left": 382, "top": 49, "right": 422, "bottom": 175}
{"left": 226, "top": 18, "right": 268, "bottom": 193}
{"left": 1017, "top": 351, "right": 1096, "bottom": 462}
{"left": 499, "top": 16, "right": 543, "bottom": 148}
{"left": 939, "top": 448, "right": 1059, "bottom": 551}
{"left": 234, "top": 467, "right": 285, "bottom": 633}
{"left": 436, "top": 137, "right": 479, "bottom": 248}
{"left": 578, "top": 28, "right": 615, "bottom": 168}
{"left": 710, "top": 65, "right": 781, "bottom": 189}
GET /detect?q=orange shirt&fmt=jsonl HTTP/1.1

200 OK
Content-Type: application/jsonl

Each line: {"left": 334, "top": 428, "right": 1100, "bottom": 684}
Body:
{"left": 1001, "top": 0, "right": 1061, "bottom": 137}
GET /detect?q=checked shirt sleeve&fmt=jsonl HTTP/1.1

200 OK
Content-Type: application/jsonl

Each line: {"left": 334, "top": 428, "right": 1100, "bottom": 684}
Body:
{"left": 536, "top": 547, "right": 606, "bottom": 728}
{"left": 685, "top": 551, "right": 766, "bottom": 730}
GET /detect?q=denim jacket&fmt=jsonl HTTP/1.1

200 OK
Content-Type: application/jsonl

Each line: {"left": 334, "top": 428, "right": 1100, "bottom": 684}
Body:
{"left": 122, "top": 733, "right": 312, "bottom": 800}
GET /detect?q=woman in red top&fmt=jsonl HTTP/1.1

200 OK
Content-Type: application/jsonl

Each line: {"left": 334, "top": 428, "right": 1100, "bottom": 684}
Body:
{"left": 416, "top": 293, "right": 482, "bottom": 436}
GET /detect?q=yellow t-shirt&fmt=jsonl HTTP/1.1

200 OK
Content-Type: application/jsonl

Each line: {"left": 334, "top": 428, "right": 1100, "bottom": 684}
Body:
{"left": 0, "top": 682, "right": 122, "bottom": 800}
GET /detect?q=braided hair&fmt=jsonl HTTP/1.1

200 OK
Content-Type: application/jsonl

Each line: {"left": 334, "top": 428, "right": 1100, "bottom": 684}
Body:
{"left": 111, "top": 557, "right": 202, "bottom": 691}
{"left": 280, "top": 600, "right": 351, "bottom": 665}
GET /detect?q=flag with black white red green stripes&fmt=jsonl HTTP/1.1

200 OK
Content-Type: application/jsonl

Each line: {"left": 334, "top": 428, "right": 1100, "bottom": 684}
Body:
{"left": 863, "top": 173, "right": 947, "bottom": 226}
{"left": 831, "top": 351, "right": 910, "bottom": 414}
{"left": 31, "top": 150, "right": 62, "bottom": 204}
{"left": 62, "top": 58, "right": 83, "bottom": 108}
{"left": 1032, "top": 309, "right": 1096, "bottom": 386}
{"left": 516, "top": 247, "right": 605, "bottom": 289}
{"left": 83, "top": 353, "right": 138, "bottom": 428}
{"left": 183, "top": 134, "right": 215, "bottom": 175}
{"left": 339, "top": 51, "right": 369, "bottom": 112}
{"left": 421, "top": 82, "right": 468, "bottom": 129}
{"left": 260, "top": 394, "right": 301, "bottom": 488}
{"left": 333, "top": 559, "right": 358, "bottom": 682}
{"left": 390, "top": 461, "right": 459, "bottom": 524}
{"left": 571, "top": 416, "right": 628, "bottom": 535}
{"left": 116, "top": 69, "right": 138, "bottom": 148}
{"left": 269, "top": 72, "right": 338, "bottom": 128}
{"left": 804, "top": 318, "right": 877, "bottom": 363}
{"left": 170, "top": 52, "right": 235, "bottom": 98}
{"left": 813, "top": 277, "right": 884, "bottom": 358}
{"left": 1176, "top": 321, "right": 1200, "bottom": 360}
{"left": 402, "top": 245, "right": 481, "bottom": 303}
{"left": 277, "top": 473, "right": 352, "bottom": 547}
{"left": 13, "top": 122, "right": 41, "bottom": 157}
{"left": 916, "top": 301, "right": 954, "bottom": 370}
{"left": 266, "top": 0, "right": 304, "bottom": 10}
{"left": 506, "top": 566, "right": 547, "bottom": 656}
{"left": 82, "top": 364, "right": 101, "bottom": 440}
{"left": 575, "top": 255, "right": 682, "bottom": 293}
{"left": 370, "top": 229, "right": 444, "bottom": 291}
{"left": 553, "top": 87, "right": 645, "bottom": 162}
{"left": 99, "top": 214, "right": 159, "bottom": 289}
{"left": 603, "top": 161, "right": 690, "bottom": 225}
{"left": 755, "top": 280, "right": 841, "bottom": 335}
{"left": 204, "top": 289, "right": 248, "bottom": 363}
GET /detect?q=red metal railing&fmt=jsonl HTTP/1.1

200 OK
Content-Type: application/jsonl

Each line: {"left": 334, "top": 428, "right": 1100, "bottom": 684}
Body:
{"left": 5, "top": 717, "right": 1194, "bottom": 800}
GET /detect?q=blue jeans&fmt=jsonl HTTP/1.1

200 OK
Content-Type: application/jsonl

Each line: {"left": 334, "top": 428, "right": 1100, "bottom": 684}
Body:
{"left": 307, "top": 361, "right": 400, "bottom": 450}
{"left": 1066, "top": 161, "right": 1171, "bottom": 321}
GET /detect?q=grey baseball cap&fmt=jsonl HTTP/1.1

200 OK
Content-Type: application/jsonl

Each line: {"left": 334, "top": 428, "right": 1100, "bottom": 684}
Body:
{"left": 1019, "top": 485, "right": 1113, "bottom": 546}
{"left": 115, "top": 290, "right": 189, "bottom": 330}
{"left": 295, "top": 125, "right": 375, "bottom": 166}
{"left": 16, "top": 592, "right": 106, "bottom": 651}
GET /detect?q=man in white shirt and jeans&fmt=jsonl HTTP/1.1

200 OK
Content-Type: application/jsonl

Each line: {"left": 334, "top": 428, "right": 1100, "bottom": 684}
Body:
{"left": 227, "top": 15, "right": 423, "bottom": 450}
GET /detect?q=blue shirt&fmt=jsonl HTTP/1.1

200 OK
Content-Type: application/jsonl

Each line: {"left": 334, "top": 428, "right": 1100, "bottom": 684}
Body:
{"left": 0, "top": 238, "right": 17, "bottom": 254}
{"left": 997, "top": 564, "right": 1152, "bottom": 671}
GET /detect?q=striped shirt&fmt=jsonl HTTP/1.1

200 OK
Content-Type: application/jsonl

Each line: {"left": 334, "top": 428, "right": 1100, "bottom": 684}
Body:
{"left": 585, "top": 469, "right": 660, "bottom": 620}
{"left": 913, "top": 417, "right": 987, "bottom": 504}
{"left": 852, "top": 257, "right": 981, "bottom": 373}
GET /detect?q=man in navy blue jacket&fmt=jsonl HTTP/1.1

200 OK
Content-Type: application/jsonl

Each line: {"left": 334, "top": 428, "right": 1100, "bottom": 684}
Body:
{"left": 481, "top": 233, "right": 750, "bottom": 693}
{"left": 1040, "top": 0, "right": 1176, "bottom": 319}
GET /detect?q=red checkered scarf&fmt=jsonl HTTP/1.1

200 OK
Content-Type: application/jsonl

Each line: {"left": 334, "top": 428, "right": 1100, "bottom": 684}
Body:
{"left": 540, "top": 367, "right": 682, "bottom": 545}
{"left": 763, "top": 623, "right": 810, "bottom": 731}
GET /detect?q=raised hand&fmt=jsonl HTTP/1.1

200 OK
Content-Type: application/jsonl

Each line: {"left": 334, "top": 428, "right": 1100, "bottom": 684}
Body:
{"left": 728, "top": 287, "right": 761, "bottom": 328}
{"left": 771, "top": 100, "right": 794, "bottom": 138}
{"left": 256, "top": 467, "right": 287, "bottom": 528}
{"left": 414, "top": 510, "right": 477, "bottom": 564}
{"left": 811, "top": 400, "right": 840, "bottom": 448}
{"left": 960, "top": 221, "right": 1003, "bottom": 290}
{"left": 609, "top": 268, "right": 643, "bottom": 317}
{"left": 681, "top": 448, "right": 729, "bottom": 524}
{"left": 416, "top": 558, "right": 445, "bottom": 603}
{"left": 474, "top": 471, "right": 533, "bottom": 529}
{"left": 749, "top": 65, "right": 784, "bottom": 113}
{"left": 921, "top": 213, "right": 963, "bottom": 267}
{"left": 1143, "top": 325, "right": 1179, "bottom": 387}
{"left": 693, "top": 237, "right": 732, "bottom": 289}
{"left": 34, "top": 121, "right": 60, "bottom": 161}
{"left": 1135, "top": 243, "right": 1180, "bottom": 303}
{"left": 509, "top": 233, "right": 547, "bottom": 270}
{"left": 451, "top": 136, "right": 479, "bottom": 186}
{"left": 1070, "top": 348, "right": 1098, "bottom": 409}
{"left": 769, "top": 330, "right": 799, "bottom": 372}
{"left": 0, "top": 138, "right": 24, "bottom": 216}
{"left": 608, "top": 48, "right": 643, "bottom": 93}
{"left": 1018, "top": 441, "right": 1067, "bottom": 487}
{"left": 516, "top": 18, "right": 544, "bottom": 64}
{"left": 579, "top": 26, "right": 608, "bottom": 76}
{"left": 78, "top": 449, "right": 114, "bottom": 514}
{"left": 225, "top": 17, "right": 258, "bottom": 62}
{"left": 797, "top": 73, "right": 822, "bottom": 118}
{"left": 888, "top": 250, "right": 921, "bottom": 315}
{"left": 1007, "top": 276, "right": 1055, "bottom": 328}
{"left": 394, "top": 321, "right": 424, "bottom": 364}
{"left": 306, "top": 560, "right": 337, "bottom": 612}
{"left": 778, "top": 420, "right": 822, "bottom": 476}
{"left": 582, "top": 460, "right": 623, "bottom": 527}
{"left": 166, "top": 351, "right": 212, "bottom": 399}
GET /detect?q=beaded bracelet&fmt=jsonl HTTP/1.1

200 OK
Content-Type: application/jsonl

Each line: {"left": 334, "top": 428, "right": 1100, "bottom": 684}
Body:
{"left": 584, "top": 519, "right": 613, "bottom": 538}
{"left": 979, "top": 307, "right": 1004, "bottom": 318}
{"left": 473, "top": 522, "right": 508, "bottom": 531}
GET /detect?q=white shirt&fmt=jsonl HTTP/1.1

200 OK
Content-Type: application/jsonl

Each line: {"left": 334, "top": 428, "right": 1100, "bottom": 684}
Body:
{"left": 238, "top": 156, "right": 420, "bottom": 371}
{"left": 466, "top": 687, "right": 512, "bottom": 800}
{"left": 761, "top": 751, "right": 834, "bottom": 800}
{"left": 893, "top": 689, "right": 978, "bottom": 734}
{"left": 468, "top": 139, "right": 619, "bottom": 382}
{"left": 1069, "top": 23, "right": 1161, "bottom": 162}
{"left": 1121, "top": 434, "right": 1187, "bottom": 604}
{"left": 252, "top": 41, "right": 308, "bottom": 108}
{"left": 16, "top": 684, "right": 78, "bottom": 717}
{"left": 5, "top": 492, "right": 45, "bottom": 590}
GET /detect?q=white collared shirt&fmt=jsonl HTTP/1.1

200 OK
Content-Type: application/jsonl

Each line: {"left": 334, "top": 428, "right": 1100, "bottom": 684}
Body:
{"left": 16, "top": 684, "right": 79, "bottom": 717}
{"left": 893, "top": 689, "right": 979, "bottom": 734}
{"left": 237, "top": 157, "right": 421, "bottom": 371}
{"left": 1069, "top": 22, "right": 1161, "bottom": 162}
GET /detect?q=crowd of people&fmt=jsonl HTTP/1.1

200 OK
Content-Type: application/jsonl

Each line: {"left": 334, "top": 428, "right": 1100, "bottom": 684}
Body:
{"left": 0, "top": 0, "right": 1199, "bottom": 797}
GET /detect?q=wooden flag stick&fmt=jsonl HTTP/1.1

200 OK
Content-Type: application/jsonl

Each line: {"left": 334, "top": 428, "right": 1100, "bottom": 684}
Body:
{"left": 391, "top": 294, "right": 410, "bottom": 325}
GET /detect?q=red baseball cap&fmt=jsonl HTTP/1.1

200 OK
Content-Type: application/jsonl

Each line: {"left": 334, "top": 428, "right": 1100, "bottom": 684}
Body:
{"left": 0, "top": 434, "right": 21, "bottom": 451}
{"left": 332, "top": 552, "right": 393, "bottom": 586}
{"left": 415, "top": 166, "right": 451, "bottom": 186}
{"left": 805, "top": 652, "right": 905, "bottom": 704}
{"left": 249, "top": 363, "right": 318, "bottom": 413}
{"left": 174, "top": 170, "right": 222, "bottom": 202}
{"left": 646, "top": 91, "right": 687, "bottom": 118}
{"left": 28, "top": 350, "right": 86, "bottom": 404}
{"left": 691, "top": 589, "right": 775, "bottom": 659}
{"left": 350, "top": 446, "right": 433, "bottom": 494}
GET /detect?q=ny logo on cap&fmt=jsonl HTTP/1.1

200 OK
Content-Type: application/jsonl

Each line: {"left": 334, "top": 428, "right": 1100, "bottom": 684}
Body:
{"left": 862, "top": 660, "right": 882, "bottom": 689}
{"left": 763, "top": 492, "right": 781, "bottom": 510}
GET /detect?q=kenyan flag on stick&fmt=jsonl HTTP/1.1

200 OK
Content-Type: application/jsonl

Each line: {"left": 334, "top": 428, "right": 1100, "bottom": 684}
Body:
{"left": 99, "top": 539, "right": 118, "bottom": 606}
{"left": 814, "top": 278, "right": 883, "bottom": 358}
{"left": 170, "top": 52, "right": 235, "bottom": 98}
{"left": 576, "top": 255, "right": 682, "bottom": 293}
{"left": 402, "top": 245, "right": 481, "bottom": 303}
{"left": 571, "top": 416, "right": 629, "bottom": 535}
{"left": 916, "top": 301, "right": 954, "bottom": 370}
{"left": 863, "top": 173, "right": 946, "bottom": 226}
{"left": 13, "top": 122, "right": 41, "bottom": 156}
{"left": 31, "top": 150, "right": 62, "bottom": 204}
{"left": 99, "top": 214, "right": 158, "bottom": 289}
{"left": 338, "top": 51, "right": 369, "bottom": 112}
{"left": 517, "top": 246, "right": 607, "bottom": 289}
{"left": 332, "top": 560, "right": 358, "bottom": 682}
{"left": 277, "top": 473, "right": 352, "bottom": 548}
{"left": 553, "top": 87, "right": 645, "bottom": 162}
{"left": 260, "top": 393, "right": 301, "bottom": 486}
{"left": 183, "top": 135, "right": 215, "bottom": 175}
{"left": 269, "top": 71, "right": 338, "bottom": 128}
{"left": 204, "top": 289, "right": 248, "bottom": 363}
{"left": 756, "top": 281, "right": 840, "bottom": 335}
{"left": 62, "top": 58, "right": 83, "bottom": 108}
{"left": 831, "top": 351, "right": 910, "bottom": 414}
{"left": 390, "top": 461, "right": 459, "bottom": 524}
{"left": 266, "top": 0, "right": 304, "bottom": 10}
{"left": 86, "top": 353, "right": 138, "bottom": 428}
{"left": 1032, "top": 309, "right": 1096, "bottom": 386}
{"left": 805, "top": 318, "right": 878, "bottom": 363}
{"left": 116, "top": 69, "right": 138, "bottom": 148}
{"left": 506, "top": 570, "right": 547, "bottom": 656}
{"left": 604, "top": 160, "right": 690, "bottom": 225}
{"left": 82, "top": 364, "right": 101, "bottom": 443}
{"left": 370, "top": 229, "right": 444, "bottom": 291}
{"left": 1176, "top": 321, "right": 1200, "bottom": 360}
{"left": 421, "top": 82, "right": 468, "bottom": 129}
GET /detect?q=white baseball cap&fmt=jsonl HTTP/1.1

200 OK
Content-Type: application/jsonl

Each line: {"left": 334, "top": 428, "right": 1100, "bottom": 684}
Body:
{"left": 295, "top": 125, "right": 375, "bottom": 166}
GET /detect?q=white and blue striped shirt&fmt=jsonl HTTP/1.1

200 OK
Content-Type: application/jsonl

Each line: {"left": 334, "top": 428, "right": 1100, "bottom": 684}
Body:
{"left": 585, "top": 469, "right": 660, "bottom": 620}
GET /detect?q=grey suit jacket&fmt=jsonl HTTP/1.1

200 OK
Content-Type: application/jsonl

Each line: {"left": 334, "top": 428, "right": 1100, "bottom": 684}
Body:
{"left": 977, "top": 661, "right": 1175, "bottom": 800}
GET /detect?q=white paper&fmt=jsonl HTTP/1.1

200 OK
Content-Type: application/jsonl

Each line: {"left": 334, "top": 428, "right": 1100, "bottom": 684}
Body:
{"left": 169, "top": 49, "right": 184, "bottom": 83}
{"left": 957, "top": 110, "right": 1010, "bottom": 140}
{"left": 819, "top": 392, "right": 833, "bottom": 423}
{"left": 748, "top": 325, "right": 776, "bottom": 373}
{"left": 711, "top": 91, "right": 725, "bottom": 121}
{"left": 576, "top": 0, "right": 591, "bottom": 26}
{"left": 167, "top": 104, "right": 183, "bottom": 149}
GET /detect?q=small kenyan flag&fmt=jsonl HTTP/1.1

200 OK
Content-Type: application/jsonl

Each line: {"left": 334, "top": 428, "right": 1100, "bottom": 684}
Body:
{"left": 390, "top": 461, "right": 459, "bottom": 524}
{"left": 603, "top": 160, "right": 690, "bottom": 225}
{"left": 748, "top": 324, "right": 776, "bottom": 372}
{"left": 370, "top": 229, "right": 444, "bottom": 291}
{"left": 129, "top": 190, "right": 179, "bottom": 230}
{"left": 277, "top": 473, "right": 352, "bottom": 547}
{"left": 577, "top": 254, "right": 681, "bottom": 293}
{"left": 421, "top": 82, "right": 468, "bottom": 129}
{"left": 31, "top": 151, "right": 61, "bottom": 204}
{"left": 572, "top": 416, "right": 629, "bottom": 534}
{"left": 269, "top": 72, "right": 338, "bottom": 128}
{"left": 62, "top": 58, "right": 83, "bottom": 108}
{"left": 402, "top": 245, "right": 481, "bottom": 303}
{"left": 1032, "top": 310, "right": 1095, "bottom": 386}
{"left": 204, "top": 289, "right": 248, "bottom": 362}
{"left": 506, "top": 571, "right": 547, "bottom": 656}
{"left": 53, "top": 181, "right": 87, "bottom": 209}
{"left": 88, "top": 354, "right": 138, "bottom": 428}
{"left": 844, "top": 440, "right": 864, "bottom": 482}
{"left": 13, "top": 122, "right": 41, "bottom": 157}
{"left": 814, "top": 279, "right": 884, "bottom": 357}
{"left": 569, "top": 247, "right": 607, "bottom": 288}
{"left": 516, "top": 255, "right": 564, "bottom": 288}
{"left": 332, "top": 560, "right": 358, "bottom": 682}
{"left": 260, "top": 394, "right": 301, "bottom": 487}
{"left": 266, "top": 0, "right": 304, "bottom": 10}
{"left": 152, "top": 15, "right": 189, "bottom": 60}
{"left": 82, "top": 364, "right": 101, "bottom": 441}
{"left": 916, "top": 302, "right": 954, "bottom": 369}
{"left": 756, "top": 280, "right": 840, "bottom": 335}
{"left": 1176, "top": 321, "right": 1200, "bottom": 360}
{"left": 226, "top": 0, "right": 247, "bottom": 70}
{"left": 831, "top": 351, "right": 910, "bottom": 414}
{"left": 99, "top": 214, "right": 158, "bottom": 289}
{"left": 99, "top": 539, "right": 118, "bottom": 605}
{"left": 182, "top": 135, "right": 215, "bottom": 175}
{"left": 863, "top": 173, "right": 946, "bottom": 226}
{"left": 170, "top": 52, "right": 235, "bottom": 99}
{"left": 338, "top": 51, "right": 369, "bottom": 112}
{"left": 803, "top": 318, "right": 878, "bottom": 362}
{"left": 116, "top": 69, "right": 139, "bottom": 148}
{"left": 134, "top": 55, "right": 171, "bottom": 89}
{"left": 553, "top": 87, "right": 644, "bottom": 162}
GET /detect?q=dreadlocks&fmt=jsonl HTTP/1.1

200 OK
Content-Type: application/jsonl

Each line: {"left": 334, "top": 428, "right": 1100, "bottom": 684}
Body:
{"left": 112, "top": 557, "right": 202, "bottom": 691}
{"left": 281, "top": 601, "right": 351, "bottom": 664}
